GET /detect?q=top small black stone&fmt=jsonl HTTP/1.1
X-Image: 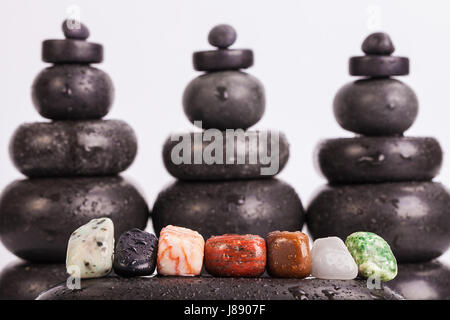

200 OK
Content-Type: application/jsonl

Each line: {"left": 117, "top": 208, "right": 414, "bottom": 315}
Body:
{"left": 362, "top": 32, "right": 395, "bottom": 55}
{"left": 62, "top": 19, "right": 90, "bottom": 40}
{"left": 208, "top": 24, "right": 237, "bottom": 48}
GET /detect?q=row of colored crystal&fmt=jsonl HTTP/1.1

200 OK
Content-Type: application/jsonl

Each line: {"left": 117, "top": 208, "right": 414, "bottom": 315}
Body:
{"left": 66, "top": 220, "right": 398, "bottom": 282}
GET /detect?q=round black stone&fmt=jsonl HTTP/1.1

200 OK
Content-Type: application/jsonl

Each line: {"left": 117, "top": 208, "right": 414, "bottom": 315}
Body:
{"left": 208, "top": 24, "right": 237, "bottom": 49}
{"left": 152, "top": 178, "right": 304, "bottom": 240}
{"left": 32, "top": 64, "right": 114, "bottom": 120}
{"left": 113, "top": 229, "right": 158, "bottom": 277}
{"left": 37, "top": 276, "right": 402, "bottom": 300}
{"left": 193, "top": 49, "right": 253, "bottom": 71}
{"left": 183, "top": 71, "right": 265, "bottom": 130}
{"left": 333, "top": 78, "right": 418, "bottom": 135}
{"left": 0, "top": 176, "right": 150, "bottom": 262}
{"left": 349, "top": 55, "right": 409, "bottom": 77}
{"left": 306, "top": 182, "right": 450, "bottom": 263}
{"left": 162, "top": 130, "right": 289, "bottom": 180}
{"left": 62, "top": 19, "right": 90, "bottom": 40}
{"left": 42, "top": 39, "right": 103, "bottom": 64}
{"left": 10, "top": 120, "right": 137, "bottom": 178}
{"left": 0, "top": 261, "right": 67, "bottom": 300}
{"left": 315, "top": 137, "right": 442, "bottom": 183}
{"left": 388, "top": 260, "right": 450, "bottom": 300}
{"left": 362, "top": 32, "right": 395, "bottom": 55}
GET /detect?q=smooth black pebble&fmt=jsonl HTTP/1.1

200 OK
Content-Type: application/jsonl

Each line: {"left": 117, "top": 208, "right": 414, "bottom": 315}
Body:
{"left": 62, "top": 19, "right": 90, "bottom": 40}
{"left": 362, "top": 32, "right": 395, "bottom": 55}
{"left": 113, "top": 229, "right": 158, "bottom": 277}
{"left": 208, "top": 24, "right": 237, "bottom": 48}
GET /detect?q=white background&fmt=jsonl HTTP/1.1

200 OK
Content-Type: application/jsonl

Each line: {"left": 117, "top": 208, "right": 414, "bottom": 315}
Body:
{"left": 1, "top": 0, "right": 450, "bottom": 270}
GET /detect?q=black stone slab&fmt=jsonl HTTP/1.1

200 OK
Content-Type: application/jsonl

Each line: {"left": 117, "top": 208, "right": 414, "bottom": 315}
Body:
{"left": 193, "top": 49, "right": 253, "bottom": 71}
{"left": 42, "top": 39, "right": 103, "bottom": 64}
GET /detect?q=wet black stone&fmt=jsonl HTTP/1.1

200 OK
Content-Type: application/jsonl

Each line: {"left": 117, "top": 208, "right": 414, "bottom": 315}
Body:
{"left": 362, "top": 32, "right": 395, "bottom": 55}
{"left": 37, "top": 276, "right": 403, "bottom": 300}
{"left": 349, "top": 55, "right": 409, "bottom": 77}
{"left": 152, "top": 178, "right": 304, "bottom": 239}
{"left": 306, "top": 182, "right": 450, "bottom": 263}
{"left": 162, "top": 130, "right": 289, "bottom": 180}
{"left": 32, "top": 64, "right": 114, "bottom": 120}
{"left": 0, "top": 176, "right": 150, "bottom": 262}
{"left": 42, "top": 39, "right": 103, "bottom": 64}
{"left": 315, "top": 137, "right": 442, "bottom": 183}
{"left": 208, "top": 24, "right": 237, "bottom": 49}
{"left": 388, "top": 260, "right": 450, "bottom": 300}
{"left": 62, "top": 19, "right": 90, "bottom": 40}
{"left": 113, "top": 229, "right": 158, "bottom": 277}
{"left": 193, "top": 49, "right": 254, "bottom": 71}
{"left": 183, "top": 71, "right": 265, "bottom": 130}
{"left": 10, "top": 120, "right": 137, "bottom": 177}
{"left": 0, "top": 261, "right": 67, "bottom": 300}
{"left": 333, "top": 78, "right": 418, "bottom": 135}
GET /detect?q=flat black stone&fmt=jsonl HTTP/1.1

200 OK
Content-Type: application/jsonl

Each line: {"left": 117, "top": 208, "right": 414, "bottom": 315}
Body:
{"left": 0, "top": 176, "right": 150, "bottom": 262}
{"left": 10, "top": 120, "right": 137, "bottom": 178}
{"left": 306, "top": 182, "right": 450, "bottom": 263}
{"left": 113, "top": 229, "right": 158, "bottom": 277}
{"left": 42, "top": 39, "right": 103, "bottom": 64}
{"left": 37, "top": 276, "right": 402, "bottom": 300}
{"left": 193, "top": 49, "right": 253, "bottom": 71}
{"left": 0, "top": 261, "right": 67, "bottom": 300}
{"left": 152, "top": 178, "right": 304, "bottom": 240}
{"left": 183, "top": 71, "right": 265, "bottom": 130}
{"left": 162, "top": 130, "right": 289, "bottom": 180}
{"left": 333, "top": 78, "right": 418, "bottom": 135}
{"left": 349, "top": 55, "right": 409, "bottom": 77}
{"left": 388, "top": 260, "right": 450, "bottom": 300}
{"left": 32, "top": 64, "right": 114, "bottom": 120}
{"left": 315, "top": 137, "right": 442, "bottom": 183}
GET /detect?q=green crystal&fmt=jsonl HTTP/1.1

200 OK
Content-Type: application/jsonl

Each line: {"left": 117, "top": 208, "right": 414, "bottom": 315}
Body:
{"left": 345, "top": 231, "right": 397, "bottom": 282}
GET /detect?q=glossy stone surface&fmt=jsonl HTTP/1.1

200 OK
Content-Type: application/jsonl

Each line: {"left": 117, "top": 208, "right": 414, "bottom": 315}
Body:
{"left": 42, "top": 39, "right": 103, "bottom": 64}
{"left": 113, "top": 229, "right": 158, "bottom": 277}
{"left": 32, "top": 64, "right": 114, "bottom": 120}
{"left": 208, "top": 24, "right": 237, "bottom": 48}
{"left": 163, "top": 130, "right": 289, "bottom": 180}
{"left": 333, "top": 78, "right": 418, "bottom": 135}
{"left": 0, "top": 176, "right": 149, "bottom": 262}
{"left": 266, "top": 231, "right": 311, "bottom": 278}
{"left": 0, "top": 261, "right": 67, "bottom": 300}
{"left": 10, "top": 120, "right": 137, "bottom": 177}
{"left": 306, "top": 182, "right": 450, "bottom": 262}
{"left": 315, "top": 136, "right": 442, "bottom": 183}
{"left": 388, "top": 260, "right": 450, "bottom": 300}
{"left": 362, "top": 32, "right": 395, "bottom": 55}
{"left": 311, "top": 237, "right": 358, "bottom": 280}
{"left": 152, "top": 179, "right": 304, "bottom": 240}
{"left": 62, "top": 19, "right": 90, "bottom": 40}
{"left": 37, "top": 276, "right": 403, "bottom": 300}
{"left": 193, "top": 49, "right": 254, "bottom": 71}
{"left": 183, "top": 71, "right": 265, "bottom": 130}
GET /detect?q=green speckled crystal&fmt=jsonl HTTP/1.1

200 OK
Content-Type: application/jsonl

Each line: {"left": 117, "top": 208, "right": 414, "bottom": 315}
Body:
{"left": 345, "top": 232, "right": 397, "bottom": 282}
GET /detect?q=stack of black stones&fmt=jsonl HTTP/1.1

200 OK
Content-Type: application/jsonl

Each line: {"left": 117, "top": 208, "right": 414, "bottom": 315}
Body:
{"left": 306, "top": 33, "right": 450, "bottom": 299}
{"left": 0, "top": 20, "right": 149, "bottom": 299}
{"left": 152, "top": 25, "right": 304, "bottom": 239}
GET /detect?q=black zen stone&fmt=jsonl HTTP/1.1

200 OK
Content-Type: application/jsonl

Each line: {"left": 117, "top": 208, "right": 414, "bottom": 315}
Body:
{"left": 152, "top": 179, "right": 304, "bottom": 239}
{"left": 183, "top": 71, "right": 265, "bottom": 130}
{"left": 0, "top": 176, "right": 149, "bottom": 262}
{"left": 306, "top": 182, "right": 450, "bottom": 263}
{"left": 349, "top": 55, "right": 409, "bottom": 77}
{"left": 162, "top": 130, "right": 289, "bottom": 180}
{"left": 193, "top": 49, "right": 254, "bottom": 71}
{"left": 32, "top": 64, "right": 114, "bottom": 120}
{"left": 37, "top": 276, "right": 403, "bottom": 300}
{"left": 388, "top": 260, "right": 450, "bottom": 300}
{"left": 315, "top": 137, "right": 442, "bottom": 183}
{"left": 42, "top": 39, "right": 103, "bottom": 63}
{"left": 208, "top": 24, "right": 237, "bottom": 48}
{"left": 10, "top": 120, "right": 137, "bottom": 178}
{"left": 362, "top": 32, "right": 395, "bottom": 55}
{"left": 62, "top": 19, "right": 90, "bottom": 40}
{"left": 0, "top": 261, "right": 67, "bottom": 300}
{"left": 333, "top": 78, "right": 418, "bottom": 135}
{"left": 113, "top": 229, "right": 158, "bottom": 277}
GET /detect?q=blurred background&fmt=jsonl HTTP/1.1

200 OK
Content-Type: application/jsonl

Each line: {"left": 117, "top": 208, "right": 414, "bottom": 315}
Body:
{"left": 1, "top": 0, "right": 450, "bottom": 269}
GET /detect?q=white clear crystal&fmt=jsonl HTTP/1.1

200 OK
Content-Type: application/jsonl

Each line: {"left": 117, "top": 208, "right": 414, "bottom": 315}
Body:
{"left": 311, "top": 236, "right": 358, "bottom": 280}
